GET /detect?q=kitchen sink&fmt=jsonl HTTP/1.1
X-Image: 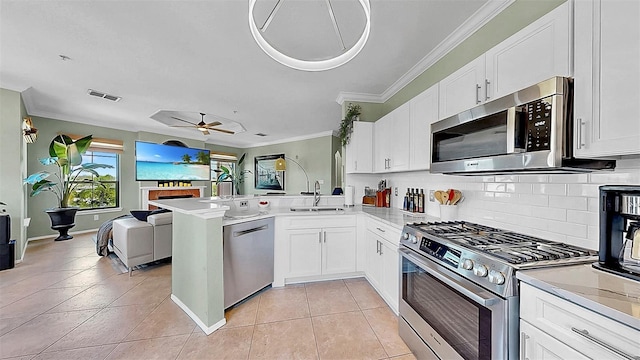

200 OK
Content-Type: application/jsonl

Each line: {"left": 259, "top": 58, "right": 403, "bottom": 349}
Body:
{"left": 290, "top": 206, "right": 345, "bottom": 212}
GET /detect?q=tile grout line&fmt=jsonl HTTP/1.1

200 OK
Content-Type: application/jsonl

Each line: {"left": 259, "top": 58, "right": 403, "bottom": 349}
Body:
{"left": 245, "top": 291, "right": 263, "bottom": 360}
{"left": 304, "top": 283, "right": 322, "bottom": 360}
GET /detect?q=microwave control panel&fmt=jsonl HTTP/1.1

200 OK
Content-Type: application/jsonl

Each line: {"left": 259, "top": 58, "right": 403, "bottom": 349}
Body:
{"left": 525, "top": 99, "right": 552, "bottom": 151}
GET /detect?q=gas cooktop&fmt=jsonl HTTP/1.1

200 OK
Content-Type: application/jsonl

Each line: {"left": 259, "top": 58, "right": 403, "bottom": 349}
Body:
{"left": 401, "top": 221, "right": 598, "bottom": 297}
{"left": 405, "top": 221, "right": 597, "bottom": 265}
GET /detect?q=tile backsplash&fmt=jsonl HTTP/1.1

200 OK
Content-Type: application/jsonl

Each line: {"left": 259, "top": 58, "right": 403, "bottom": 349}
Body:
{"left": 346, "top": 158, "right": 640, "bottom": 250}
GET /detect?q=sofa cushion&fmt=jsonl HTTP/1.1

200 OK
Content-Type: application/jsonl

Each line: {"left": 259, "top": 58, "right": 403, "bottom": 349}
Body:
{"left": 147, "top": 212, "right": 172, "bottom": 226}
{"left": 130, "top": 210, "right": 152, "bottom": 222}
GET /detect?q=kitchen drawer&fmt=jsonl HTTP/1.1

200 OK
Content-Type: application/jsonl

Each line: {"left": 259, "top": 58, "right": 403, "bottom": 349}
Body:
{"left": 520, "top": 283, "right": 640, "bottom": 359}
{"left": 520, "top": 320, "right": 589, "bottom": 360}
{"left": 282, "top": 215, "right": 356, "bottom": 230}
{"left": 366, "top": 217, "right": 401, "bottom": 245}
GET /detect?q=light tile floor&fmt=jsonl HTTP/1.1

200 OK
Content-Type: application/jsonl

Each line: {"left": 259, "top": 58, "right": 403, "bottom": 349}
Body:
{"left": 0, "top": 233, "right": 416, "bottom": 360}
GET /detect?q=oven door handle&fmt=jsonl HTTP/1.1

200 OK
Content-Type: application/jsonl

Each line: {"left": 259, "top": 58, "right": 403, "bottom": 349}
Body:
{"left": 400, "top": 248, "right": 502, "bottom": 307}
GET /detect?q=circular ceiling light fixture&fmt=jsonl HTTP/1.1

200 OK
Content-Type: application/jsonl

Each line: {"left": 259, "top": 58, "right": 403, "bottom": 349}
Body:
{"left": 248, "top": 0, "right": 371, "bottom": 72}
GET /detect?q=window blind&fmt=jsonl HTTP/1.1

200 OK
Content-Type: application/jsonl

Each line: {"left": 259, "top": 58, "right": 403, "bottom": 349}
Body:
{"left": 63, "top": 133, "right": 124, "bottom": 154}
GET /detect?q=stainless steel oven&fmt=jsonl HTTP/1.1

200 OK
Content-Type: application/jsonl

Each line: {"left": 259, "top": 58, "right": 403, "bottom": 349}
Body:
{"left": 399, "top": 248, "right": 517, "bottom": 360}
{"left": 398, "top": 221, "right": 598, "bottom": 360}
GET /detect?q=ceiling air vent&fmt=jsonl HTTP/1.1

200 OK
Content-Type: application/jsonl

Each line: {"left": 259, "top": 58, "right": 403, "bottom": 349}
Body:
{"left": 87, "top": 89, "right": 122, "bottom": 102}
{"left": 255, "top": 133, "right": 268, "bottom": 137}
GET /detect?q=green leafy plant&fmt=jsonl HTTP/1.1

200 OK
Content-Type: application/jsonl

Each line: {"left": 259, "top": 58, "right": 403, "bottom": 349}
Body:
{"left": 215, "top": 153, "right": 251, "bottom": 195}
{"left": 338, "top": 103, "right": 362, "bottom": 146}
{"left": 23, "top": 134, "right": 114, "bottom": 208}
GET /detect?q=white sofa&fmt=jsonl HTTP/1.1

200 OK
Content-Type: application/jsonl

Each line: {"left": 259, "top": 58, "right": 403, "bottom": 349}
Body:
{"left": 112, "top": 212, "right": 172, "bottom": 275}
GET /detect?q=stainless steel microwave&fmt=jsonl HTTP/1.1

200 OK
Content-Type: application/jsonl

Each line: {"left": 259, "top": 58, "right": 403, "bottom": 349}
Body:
{"left": 430, "top": 77, "right": 615, "bottom": 175}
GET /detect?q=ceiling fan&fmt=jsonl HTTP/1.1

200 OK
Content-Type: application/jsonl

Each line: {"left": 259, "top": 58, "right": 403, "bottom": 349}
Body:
{"left": 169, "top": 112, "right": 234, "bottom": 135}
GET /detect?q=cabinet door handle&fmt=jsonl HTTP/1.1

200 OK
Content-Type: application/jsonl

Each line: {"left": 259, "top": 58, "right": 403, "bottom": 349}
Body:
{"left": 379, "top": 242, "right": 383, "bottom": 255}
{"left": 571, "top": 327, "right": 639, "bottom": 360}
{"left": 476, "top": 84, "right": 482, "bottom": 104}
{"left": 576, "top": 118, "right": 586, "bottom": 149}
{"left": 485, "top": 79, "right": 491, "bottom": 100}
{"left": 520, "top": 332, "right": 530, "bottom": 360}
{"left": 323, "top": 230, "right": 326, "bottom": 243}
{"left": 376, "top": 227, "right": 385, "bottom": 233}
{"left": 354, "top": 160, "right": 357, "bottom": 171}
{"left": 376, "top": 240, "right": 380, "bottom": 254}
{"left": 319, "top": 231, "right": 322, "bottom": 244}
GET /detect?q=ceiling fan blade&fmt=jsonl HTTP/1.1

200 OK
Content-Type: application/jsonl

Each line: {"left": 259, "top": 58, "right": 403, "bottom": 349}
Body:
{"left": 203, "top": 121, "right": 222, "bottom": 128}
{"left": 202, "top": 130, "right": 210, "bottom": 135}
{"left": 170, "top": 116, "right": 197, "bottom": 125}
{"left": 169, "top": 125, "right": 198, "bottom": 128}
{"left": 211, "top": 127, "right": 235, "bottom": 135}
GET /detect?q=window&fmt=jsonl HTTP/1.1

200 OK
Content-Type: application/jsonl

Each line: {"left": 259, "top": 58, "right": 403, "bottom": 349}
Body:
{"left": 211, "top": 159, "right": 236, "bottom": 196}
{"left": 69, "top": 151, "right": 119, "bottom": 210}
{"left": 210, "top": 152, "right": 239, "bottom": 197}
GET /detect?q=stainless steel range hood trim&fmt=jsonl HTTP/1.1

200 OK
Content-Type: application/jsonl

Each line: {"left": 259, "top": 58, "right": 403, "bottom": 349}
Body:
{"left": 430, "top": 77, "right": 617, "bottom": 175}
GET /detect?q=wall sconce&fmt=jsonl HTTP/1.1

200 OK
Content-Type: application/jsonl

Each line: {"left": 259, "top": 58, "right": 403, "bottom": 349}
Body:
{"left": 22, "top": 117, "right": 38, "bottom": 143}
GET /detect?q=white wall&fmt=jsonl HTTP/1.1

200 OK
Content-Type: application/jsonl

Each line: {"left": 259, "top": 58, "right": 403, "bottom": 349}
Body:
{"left": 347, "top": 158, "right": 640, "bottom": 250}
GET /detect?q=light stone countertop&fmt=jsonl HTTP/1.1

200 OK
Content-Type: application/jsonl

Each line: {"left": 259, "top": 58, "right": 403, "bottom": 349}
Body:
{"left": 517, "top": 264, "right": 640, "bottom": 331}
{"left": 150, "top": 195, "right": 435, "bottom": 229}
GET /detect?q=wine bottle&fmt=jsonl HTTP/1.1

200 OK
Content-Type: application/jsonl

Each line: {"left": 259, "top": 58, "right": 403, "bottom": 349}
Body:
{"left": 418, "top": 189, "right": 424, "bottom": 213}
{"left": 403, "top": 188, "right": 410, "bottom": 211}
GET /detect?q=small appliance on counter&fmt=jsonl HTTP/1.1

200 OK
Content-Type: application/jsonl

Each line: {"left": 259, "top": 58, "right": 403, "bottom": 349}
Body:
{"left": 594, "top": 185, "right": 640, "bottom": 281}
{"left": 376, "top": 179, "right": 390, "bottom": 208}
{"left": 363, "top": 187, "right": 376, "bottom": 206}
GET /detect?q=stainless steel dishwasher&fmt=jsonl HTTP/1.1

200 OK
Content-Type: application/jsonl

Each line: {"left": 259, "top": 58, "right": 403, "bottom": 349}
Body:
{"left": 223, "top": 217, "right": 274, "bottom": 309}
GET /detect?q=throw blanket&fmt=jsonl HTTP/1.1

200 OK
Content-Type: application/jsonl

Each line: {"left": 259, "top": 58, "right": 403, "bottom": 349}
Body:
{"left": 96, "top": 214, "right": 132, "bottom": 256}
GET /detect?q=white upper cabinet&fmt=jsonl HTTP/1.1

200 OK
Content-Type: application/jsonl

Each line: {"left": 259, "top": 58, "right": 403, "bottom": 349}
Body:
{"left": 574, "top": 0, "right": 640, "bottom": 157}
{"left": 485, "top": 1, "right": 571, "bottom": 100}
{"left": 438, "top": 1, "right": 572, "bottom": 120}
{"left": 345, "top": 121, "right": 373, "bottom": 174}
{"left": 388, "top": 102, "right": 410, "bottom": 171}
{"left": 374, "top": 112, "right": 392, "bottom": 172}
{"left": 438, "top": 55, "right": 486, "bottom": 120}
{"left": 373, "top": 102, "right": 410, "bottom": 173}
{"left": 409, "top": 84, "right": 439, "bottom": 170}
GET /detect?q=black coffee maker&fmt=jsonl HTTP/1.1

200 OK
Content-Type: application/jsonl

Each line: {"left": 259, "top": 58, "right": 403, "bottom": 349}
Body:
{"left": 593, "top": 185, "right": 640, "bottom": 281}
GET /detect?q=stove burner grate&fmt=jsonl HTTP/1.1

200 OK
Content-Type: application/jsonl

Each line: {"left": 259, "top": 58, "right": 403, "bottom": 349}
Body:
{"left": 408, "top": 221, "right": 597, "bottom": 264}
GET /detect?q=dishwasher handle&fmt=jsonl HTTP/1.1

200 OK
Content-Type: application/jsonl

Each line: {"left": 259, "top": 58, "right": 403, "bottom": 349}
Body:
{"left": 233, "top": 224, "right": 269, "bottom": 237}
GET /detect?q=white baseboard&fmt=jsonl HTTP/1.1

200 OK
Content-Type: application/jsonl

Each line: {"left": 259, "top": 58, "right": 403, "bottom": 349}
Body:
{"left": 27, "top": 228, "right": 99, "bottom": 242}
{"left": 171, "top": 294, "right": 226, "bottom": 335}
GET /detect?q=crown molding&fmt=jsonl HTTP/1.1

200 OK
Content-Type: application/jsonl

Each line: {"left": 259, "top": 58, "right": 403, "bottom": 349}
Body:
{"left": 20, "top": 87, "right": 37, "bottom": 115}
{"left": 335, "top": 92, "right": 385, "bottom": 105}
{"left": 336, "top": 0, "right": 515, "bottom": 105}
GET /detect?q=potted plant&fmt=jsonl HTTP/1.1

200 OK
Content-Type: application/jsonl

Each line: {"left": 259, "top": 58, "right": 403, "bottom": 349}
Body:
{"left": 23, "top": 134, "right": 113, "bottom": 241}
{"left": 338, "top": 103, "right": 362, "bottom": 146}
{"left": 215, "top": 153, "right": 251, "bottom": 195}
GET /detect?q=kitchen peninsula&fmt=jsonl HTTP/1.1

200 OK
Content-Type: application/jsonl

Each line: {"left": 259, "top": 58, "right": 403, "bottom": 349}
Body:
{"left": 148, "top": 197, "right": 230, "bottom": 334}
{"left": 148, "top": 195, "right": 429, "bottom": 335}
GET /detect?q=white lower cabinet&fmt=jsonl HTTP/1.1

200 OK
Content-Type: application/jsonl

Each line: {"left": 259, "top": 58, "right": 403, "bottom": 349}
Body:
{"left": 274, "top": 215, "right": 357, "bottom": 285}
{"left": 520, "top": 283, "right": 640, "bottom": 360}
{"left": 520, "top": 320, "right": 589, "bottom": 360}
{"left": 365, "top": 218, "right": 401, "bottom": 312}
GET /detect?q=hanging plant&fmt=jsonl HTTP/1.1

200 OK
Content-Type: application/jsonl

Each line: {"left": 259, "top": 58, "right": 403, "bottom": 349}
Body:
{"left": 338, "top": 103, "right": 362, "bottom": 146}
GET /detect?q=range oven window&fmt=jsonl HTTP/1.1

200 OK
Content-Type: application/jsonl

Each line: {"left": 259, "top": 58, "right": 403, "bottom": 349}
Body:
{"left": 402, "top": 256, "right": 492, "bottom": 360}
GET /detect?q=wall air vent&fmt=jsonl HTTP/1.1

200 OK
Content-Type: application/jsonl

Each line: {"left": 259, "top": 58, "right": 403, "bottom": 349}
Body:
{"left": 87, "top": 89, "right": 122, "bottom": 102}
{"left": 255, "top": 133, "right": 268, "bottom": 137}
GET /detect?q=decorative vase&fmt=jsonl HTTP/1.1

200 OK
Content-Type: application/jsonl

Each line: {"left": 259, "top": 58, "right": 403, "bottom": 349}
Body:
{"left": 46, "top": 207, "right": 78, "bottom": 241}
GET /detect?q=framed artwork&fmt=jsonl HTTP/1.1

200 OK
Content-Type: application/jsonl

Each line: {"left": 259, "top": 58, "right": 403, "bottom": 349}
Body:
{"left": 255, "top": 154, "right": 284, "bottom": 190}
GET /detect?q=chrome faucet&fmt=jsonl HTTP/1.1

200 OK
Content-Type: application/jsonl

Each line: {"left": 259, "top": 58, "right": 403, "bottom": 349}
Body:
{"left": 314, "top": 180, "right": 321, "bottom": 206}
